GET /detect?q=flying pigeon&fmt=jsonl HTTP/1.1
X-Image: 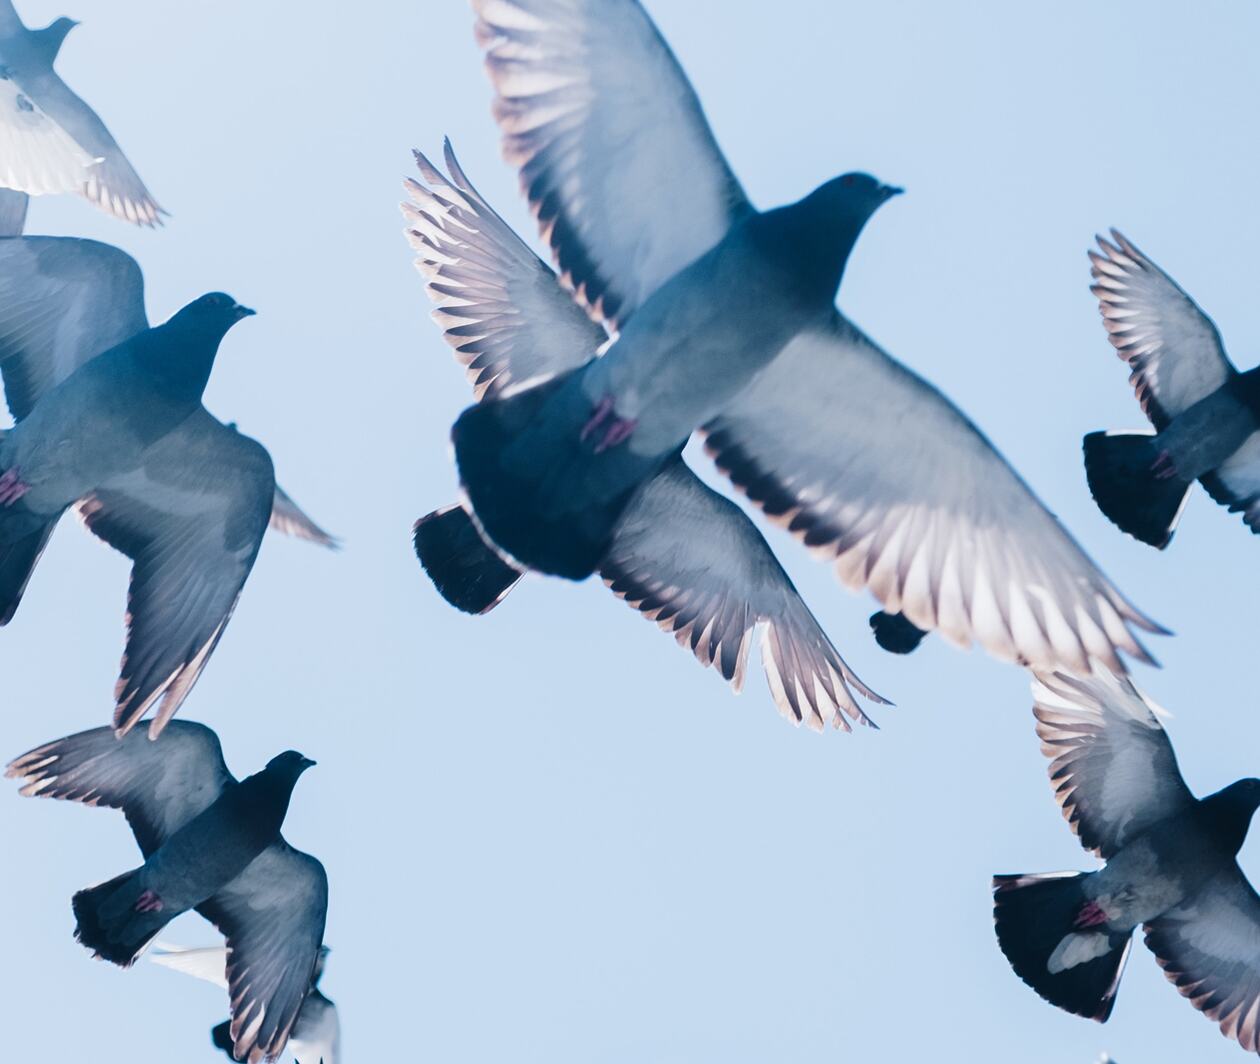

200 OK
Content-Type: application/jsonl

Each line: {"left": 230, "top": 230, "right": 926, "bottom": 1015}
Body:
{"left": 151, "top": 942, "right": 340, "bottom": 1064}
{"left": 406, "top": 146, "right": 882, "bottom": 729}
{"left": 993, "top": 671, "right": 1260, "bottom": 1054}
{"left": 0, "top": 236, "right": 336, "bottom": 738}
{"left": 1083, "top": 230, "right": 1260, "bottom": 549}
{"left": 409, "top": 0, "right": 1163, "bottom": 715}
{"left": 0, "top": 0, "right": 163, "bottom": 225}
{"left": 6, "top": 723, "right": 327, "bottom": 1064}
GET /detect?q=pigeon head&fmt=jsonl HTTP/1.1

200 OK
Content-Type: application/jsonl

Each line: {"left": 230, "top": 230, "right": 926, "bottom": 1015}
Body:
{"left": 264, "top": 750, "right": 317, "bottom": 779}
{"left": 313, "top": 945, "right": 331, "bottom": 983}
{"left": 1202, "top": 778, "right": 1260, "bottom": 854}
{"left": 172, "top": 292, "right": 257, "bottom": 336}
{"left": 810, "top": 172, "right": 904, "bottom": 219}
{"left": 32, "top": 17, "right": 79, "bottom": 60}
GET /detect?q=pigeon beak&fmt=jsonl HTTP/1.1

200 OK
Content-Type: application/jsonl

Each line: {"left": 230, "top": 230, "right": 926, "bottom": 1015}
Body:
{"left": 232, "top": 304, "right": 256, "bottom": 321}
{"left": 300, "top": 756, "right": 317, "bottom": 770}
{"left": 880, "top": 184, "right": 904, "bottom": 200}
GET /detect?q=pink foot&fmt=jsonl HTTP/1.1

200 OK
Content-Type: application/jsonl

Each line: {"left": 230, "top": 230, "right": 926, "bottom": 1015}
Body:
{"left": 133, "top": 889, "right": 164, "bottom": 914}
{"left": 0, "top": 468, "right": 29, "bottom": 506}
{"left": 580, "top": 396, "right": 637, "bottom": 453}
{"left": 1073, "top": 900, "right": 1108, "bottom": 929}
{"left": 1151, "top": 449, "right": 1179, "bottom": 481}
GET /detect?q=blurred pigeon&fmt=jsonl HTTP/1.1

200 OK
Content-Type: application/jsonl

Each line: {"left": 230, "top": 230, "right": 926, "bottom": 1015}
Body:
{"left": 152, "top": 942, "right": 340, "bottom": 1064}
{"left": 7, "top": 723, "right": 327, "bottom": 1064}
{"left": 406, "top": 145, "right": 883, "bottom": 729}
{"left": 1084, "top": 231, "right": 1260, "bottom": 548}
{"left": 0, "top": 236, "right": 335, "bottom": 737}
{"left": 993, "top": 671, "right": 1260, "bottom": 1054}
{"left": 0, "top": 0, "right": 164, "bottom": 225}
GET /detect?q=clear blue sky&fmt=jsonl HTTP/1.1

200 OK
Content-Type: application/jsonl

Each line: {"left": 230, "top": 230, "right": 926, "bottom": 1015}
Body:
{"left": 3, "top": 1, "right": 1260, "bottom": 1061}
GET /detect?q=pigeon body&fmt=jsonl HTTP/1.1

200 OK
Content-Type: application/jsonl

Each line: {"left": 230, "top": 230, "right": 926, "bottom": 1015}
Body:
{"left": 0, "top": 0, "right": 164, "bottom": 224}
{"left": 1084, "top": 231, "right": 1260, "bottom": 547}
{"left": 993, "top": 672, "right": 1260, "bottom": 1054}
{"left": 7, "top": 724, "right": 328, "bottom": 1064}
{"left": 0, "top": 237, "right": 335, "bottom": 735}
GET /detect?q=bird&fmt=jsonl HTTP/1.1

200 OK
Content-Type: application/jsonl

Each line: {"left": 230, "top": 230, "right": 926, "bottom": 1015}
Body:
{"left": 1083, "top": 230, "right": 1260, "bottom": 549}
{"left": 993, "top": 671, "right": 1260, "bottom": 1054}
{"left": 408, "top": 0, "right": 1163, "bottom": 722}
{"left": 0, "top": 0, "right": 164, "bottom": 225}
{"left": 6, "top": 722, "right": 328, "bottom": 1064}
{"left": 151, "top": 941, "right": 340, "bottom": 1064}
{"left": 0, "top": 235, "right": 336, "bottom": 738}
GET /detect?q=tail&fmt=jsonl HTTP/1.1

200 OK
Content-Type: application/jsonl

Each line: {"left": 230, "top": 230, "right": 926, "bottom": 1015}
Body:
{"left": 0, "top": 517, "right": 58, "bottom": 625}
{"left": 1083, "top": 431, "right": 1191, "bottom": 549}
{"left": 869, "top": 610, "right": 929, "bottom": 655}
{"left": 453, "top": 375, "right": 659, "bottom": 579}
{"left": 71, "top": 869, "right": 179, "bottom": 967}
{"left": 0, "top": 189, "right": 28, "bottom": 237}
{"left": 993, "top": 871, "right": 1132, "bottom": 1022}
{"left": 413, "top": 504, "right": 523, "bottom": 615}
{"left": 210, "top": 1020, "right": 234, "bottom": 1058}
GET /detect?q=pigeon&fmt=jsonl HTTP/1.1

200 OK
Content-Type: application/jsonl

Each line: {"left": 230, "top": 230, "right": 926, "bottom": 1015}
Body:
{"left": 413, "top": 0, "right": 1163, "bottom": 705}
{"left": 993, "top": 671, "right": 1260, "bottom": 1055}
{"left": 1083, "top": 230, "right": 1260, "bottom": 549}
{"left": 0, "top": 187, "right": 26, "bottom": 235}
{"left": 406, "top": 146, "right": 882, "bottom": 729}
{"left": 151, "top": 942, "right": 340, "bottom": 1064}
{"left": 0, "top": 0, "right": 164, "bottom": 225}
{"left": 6, "top": 723, "right": 327, "bottom": 1064}
{"left": 0, "top": 236, "right": 335, "bottom": 737}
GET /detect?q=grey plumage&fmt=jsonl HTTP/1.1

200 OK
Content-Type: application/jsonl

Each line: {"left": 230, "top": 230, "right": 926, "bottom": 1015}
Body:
{"left": 0, "top": 0, "right": 163, "bottom": 225}
{"left": 0, "top": 237, "right": 335, "bottom": 736}
{"left": 7, "top": 724, "right": 327, "bottom": 1064}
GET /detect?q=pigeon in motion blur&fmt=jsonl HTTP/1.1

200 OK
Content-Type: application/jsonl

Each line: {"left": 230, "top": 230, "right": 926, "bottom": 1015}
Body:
{"left": 0, "top": 0, "right": 164, "bottom": 225}
{"left": 7, "top": 723, "right": 327, "bottom": 1064}
{"left": 994, "top": 671, "right": 1260, "bottom": 1054}
{"left": 406, "top": 146, "right": 881, "bottom": 730}
{"left": 1084, "top": 231, "right": 1260, "bottom": 548}
{"left": 411, "top": 0, "right": 1162, "bottom": 718}
{"left": 152, "top": 942, "right": 340, "bottom": 1064}
{"left": 0, "top": 236, "right": 335, "bottom": 738}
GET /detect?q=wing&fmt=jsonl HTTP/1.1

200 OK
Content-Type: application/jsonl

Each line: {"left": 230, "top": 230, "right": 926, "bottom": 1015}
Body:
{"left": 270, "top": 484, "right": 338, "bottom": 549}
{"left": 472, "top": 0, "right": 752, "bottom": 328}
{"left": 1090, "top": 231, "right": 1234, "bottom": 430}
{"left": 0, "top": 0, "right": 22, "bottom": 35}
{"left": 4, "top": 721, "right": 232, "bottom": 857}
{"left": 0, "top": 235, "right": 147, "bottom": 420}
{"left": 0, "top": 74, "right": 99, "bottom": 197}
{"left": 602, "top": 457, "right": 884, "bottom": 731}
{"left": 1030, "top": 671, "right": 1194, "bottom": 859}
{"left": 149, "top": 943, "right": 230, "bottom": 990}
{"left": 17, "top": 68, "right": 163, "bottom": 226}
{"left": 1144, "top": 867, "right": 1260, "bottom": 1053}
{"left": 1201, "top": 432, "right": 1260, "bottom": 534}
{"left": 403, "top": 140, "right": 603, "bottom": 399}
{"left": 196, "top": 842, "right": 329, "bottom": 1064}
{"left": 77, "top": 410, "right": 275, "bottom": 738}
{"left": 703, "top": 315, "right": 1165, "bottom": 674}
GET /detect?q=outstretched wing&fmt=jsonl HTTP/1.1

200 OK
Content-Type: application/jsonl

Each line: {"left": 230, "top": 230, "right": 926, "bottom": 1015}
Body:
{"left": 197, "top": 842, "right": 328, "bottom": 1064}
{"left": 1090, "top": 231, "right": 1234, "bottom": 430}
{"left": 0, "top": 74, "right": 99, "bottom": 199}
{"left": 5, "top": 721, "right": 233, "bottom": 856}
{"left": 403, "top": 140, "right": 603, "bottom": 399}
{"left": 1030, "top": 670, "right": 1194, "bottom": 858}
{"left": 703, "top": 314, "right": 1164, "bottom": 674}
{"left": 0, "top": 235, "right": 146, "bottom": 420}
{"left": 602, "top": 457, "right": 884, "bottom": 731}
{"left": 78, "top": 411, "right": 275, "bottom": 738}
{"left": 472, "top": 0, "right": 751, "bottom": 328}
{"left": 270, "top": 484, "right": 338, "bottom": 549}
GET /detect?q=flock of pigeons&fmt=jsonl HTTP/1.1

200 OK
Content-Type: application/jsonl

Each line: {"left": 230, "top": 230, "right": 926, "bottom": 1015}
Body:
{"left": 2, "top": 0, "right": 1259, "bottom": 1060}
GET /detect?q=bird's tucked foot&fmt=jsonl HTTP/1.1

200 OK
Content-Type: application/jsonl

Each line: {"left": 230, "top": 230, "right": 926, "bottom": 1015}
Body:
{"left": 0, "top": 468, "right": 30, "bottom": 506}
{"left": 1150, "top": 449, "right": 1180, "bottom": 481}
{"left": 1072, "top": 899, "right": 1108, "bottom": 929}
{"left": 580, "top": 395, "right": 637, "bottom": 453}
{"left": 133, "top": 889, "right": 164, "bottom": 914}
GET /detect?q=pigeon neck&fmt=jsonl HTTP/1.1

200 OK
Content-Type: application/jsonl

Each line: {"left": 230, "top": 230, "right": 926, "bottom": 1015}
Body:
{"left": 1200, "top": 783, "right": 1260, "bottom": 856}
{"left": 236, "top": 767, "right": 303, "bottom": 836}
{"left": 136, "top": 320, "right": 226, "bottom": 404}
{"left": 759, "top": 198, "right": 866, "bottom": 305}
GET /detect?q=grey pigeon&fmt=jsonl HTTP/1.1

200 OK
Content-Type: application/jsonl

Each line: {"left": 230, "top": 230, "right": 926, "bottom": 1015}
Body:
{"left": 414, "top": 0, "right": 1162, "bottom": 710}
{"left": 7, "top": 723, "right": 327, "bottom": 1064}
{"left": 0, "top": 236, "right": 335, "bottom": 737}
{"left": 151, "top": 942, "right": 340, "bottom": 1064}
{"left": 1083, "top": 231, "right": 1260, "bottom": 548}
{"left": 0, "top": 0, "right": 163, "bottom": 225}
{"left": 993, "top": 672, "right": 1260, "bottom": 1054}
{"left": 407, "top": 145, "right": 882, "bottom": 729}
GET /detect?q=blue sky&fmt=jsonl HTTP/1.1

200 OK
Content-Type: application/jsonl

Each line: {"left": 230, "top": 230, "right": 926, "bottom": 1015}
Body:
{"left": 3, "top": 1, "right": 1260, "bottom": 1061}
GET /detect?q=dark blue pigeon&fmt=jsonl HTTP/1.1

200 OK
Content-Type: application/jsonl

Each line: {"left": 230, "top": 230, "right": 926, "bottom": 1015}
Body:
{"left": 994, "top": 672, "right": 1260, "bottom": 1055}
{"left": 0, "top": 0, "right": 163, "bottom": 225}
{"left": 0, "top": 237, "right": 335, "bottom": 737}
{"left": 7, "top": 723, "right": 328, "bottom": 1064}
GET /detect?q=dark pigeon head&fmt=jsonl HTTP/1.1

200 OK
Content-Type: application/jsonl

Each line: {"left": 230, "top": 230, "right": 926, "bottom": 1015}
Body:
{"left": 808, "top": 171, "right": 904, "bottom": 219}
{"left": 264, "top": 749, "right": 317, "bottom": 778}
{"left": 170, "top": 292, "right": 256, "bottom": 336}
{"left": 1202, "top": 778, "right": 1260, "bottom": 854}
{"left": 32, "top": 17, "right": 79, "bottom": 60}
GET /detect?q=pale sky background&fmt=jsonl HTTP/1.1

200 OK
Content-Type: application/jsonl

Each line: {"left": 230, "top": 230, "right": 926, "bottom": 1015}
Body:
{"left": 3, "top": 1, "right": 1260, "bottom": 1061}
